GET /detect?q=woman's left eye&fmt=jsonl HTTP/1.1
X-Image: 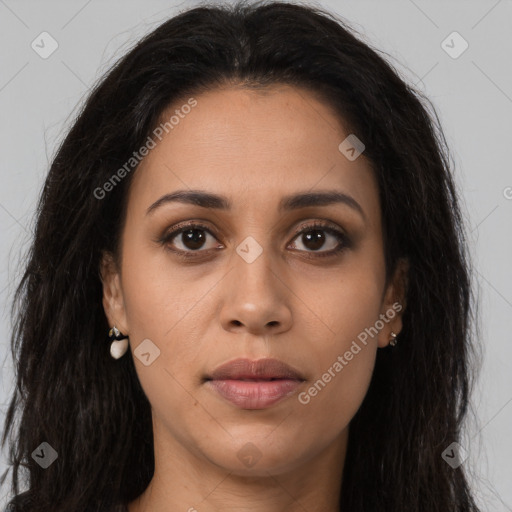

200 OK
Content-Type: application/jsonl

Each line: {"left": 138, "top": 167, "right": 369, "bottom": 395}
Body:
{"left": 158, "top": 221, "right": 349, "bottom": 259}
{"left": 288, "top": 222, "right": 349, "bottom": 256}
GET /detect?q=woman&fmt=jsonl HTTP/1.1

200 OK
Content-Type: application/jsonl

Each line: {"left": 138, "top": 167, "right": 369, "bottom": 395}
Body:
{"left": 1, "top": 1, "right": 482, "bottom": 510}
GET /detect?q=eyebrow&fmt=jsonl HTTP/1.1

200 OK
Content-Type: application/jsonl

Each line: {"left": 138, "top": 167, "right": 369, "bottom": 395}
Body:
{"left": 146, "top": 189, "right": 366, "bottom": 221}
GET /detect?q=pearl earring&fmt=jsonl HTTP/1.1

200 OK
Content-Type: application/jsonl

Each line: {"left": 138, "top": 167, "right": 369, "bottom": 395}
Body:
{"left": 108, "top": 326, "right": 129, "bottom": 359}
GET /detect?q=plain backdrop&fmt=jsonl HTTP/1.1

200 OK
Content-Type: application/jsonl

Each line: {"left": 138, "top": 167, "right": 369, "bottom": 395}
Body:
{"left": 0, "top": 0, "right": 511, "bottom": 510}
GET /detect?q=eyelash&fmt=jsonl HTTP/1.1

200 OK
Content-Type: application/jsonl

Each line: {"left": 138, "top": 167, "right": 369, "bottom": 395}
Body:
{"left": 157, "top": 220, "right": 351, "bottom": 260}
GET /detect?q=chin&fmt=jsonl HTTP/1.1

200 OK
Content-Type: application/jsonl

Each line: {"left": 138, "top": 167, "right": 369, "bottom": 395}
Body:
{"left": 200, "top": 434, "right": 312, "bottom": 477}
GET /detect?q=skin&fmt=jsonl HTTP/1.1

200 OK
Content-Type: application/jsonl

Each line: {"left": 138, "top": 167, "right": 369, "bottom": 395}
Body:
{"left": 101, "top": 84, "right": 408, "bottom": 512}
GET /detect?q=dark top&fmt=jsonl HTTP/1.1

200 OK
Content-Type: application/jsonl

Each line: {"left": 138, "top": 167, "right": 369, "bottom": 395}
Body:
{"left": 4, "top": 495, "right": 130, "bottom": 512}
{"left": 4, "top": 508, "right": 129, "bottom": 512}
{"left": 4, "top": 505, "right": 129, "bottom": 511}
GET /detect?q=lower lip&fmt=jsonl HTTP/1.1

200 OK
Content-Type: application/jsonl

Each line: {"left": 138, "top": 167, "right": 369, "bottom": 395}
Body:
{"left": 206, "top": 379, "right": 302, "bottom": 409}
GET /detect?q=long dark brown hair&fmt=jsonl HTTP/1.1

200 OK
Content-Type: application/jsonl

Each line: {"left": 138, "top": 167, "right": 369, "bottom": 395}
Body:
{"left": 1, "top": 1, "right": 482, "bottom": 510}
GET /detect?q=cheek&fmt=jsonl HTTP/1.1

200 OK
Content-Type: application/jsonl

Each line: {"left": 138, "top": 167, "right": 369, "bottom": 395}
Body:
{"left": 120, "top": 264, "right": 208, "bottom": 436}
{"left": 292, "top": 256, "right": 384, "bottom": 428}
{"left": 296, "top": 277, "right": 382, "bottom": 430}
{"left": 292, "top": 249, "right": 385, "bottom": 345}
{"left": 295, "top": 341, "right": 377, "bottom": 443}
{"left": 120, "top": 234, "right": 203, "bottom": 339}
{"left": 120, "top": 240, "right": 227, "bottom": 400}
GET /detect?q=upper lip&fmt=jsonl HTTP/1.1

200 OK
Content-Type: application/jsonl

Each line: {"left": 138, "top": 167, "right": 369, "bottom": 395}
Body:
{"left": 205, "top": 358, "right": 305, "bottom": 381}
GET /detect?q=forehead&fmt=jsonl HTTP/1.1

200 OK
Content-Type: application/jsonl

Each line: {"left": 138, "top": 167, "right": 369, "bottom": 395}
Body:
{"left": 127, "top": 85, "right": 379, "bottom": 222}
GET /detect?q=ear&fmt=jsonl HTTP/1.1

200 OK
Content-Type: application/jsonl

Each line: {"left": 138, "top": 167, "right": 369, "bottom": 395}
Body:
{"left": 377, "top": 257, "right": 409, "bottom": 348}
{"left": 99, "top": 251, "right": 129, "bottom": 334}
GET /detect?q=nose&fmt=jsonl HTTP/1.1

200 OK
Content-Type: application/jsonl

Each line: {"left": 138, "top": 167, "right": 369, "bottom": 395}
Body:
{"left": 219, "top": 239, "right": 293, "bottom": 336}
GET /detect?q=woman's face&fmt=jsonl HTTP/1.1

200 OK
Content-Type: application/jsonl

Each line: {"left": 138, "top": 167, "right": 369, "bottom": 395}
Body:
{"left": 101, "top": 84, "right": 406, "bottom": 477}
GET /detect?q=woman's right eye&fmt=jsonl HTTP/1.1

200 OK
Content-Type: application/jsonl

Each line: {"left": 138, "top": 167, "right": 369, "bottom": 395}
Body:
{"left": 158, "top": 222, "right": 223, "bottom": 258}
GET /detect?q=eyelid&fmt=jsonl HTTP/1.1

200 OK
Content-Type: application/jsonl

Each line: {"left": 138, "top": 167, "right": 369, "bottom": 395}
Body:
{"left": 292, "top": 218, "right": 347, "bottom": 237}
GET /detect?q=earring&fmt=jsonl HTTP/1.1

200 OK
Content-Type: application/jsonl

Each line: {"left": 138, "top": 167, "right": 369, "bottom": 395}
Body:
{"left": 389, "top": 331, "right": 398, "bottom": 347}
{"left": 108, "top": 326, "right": 129, "bottom": 359}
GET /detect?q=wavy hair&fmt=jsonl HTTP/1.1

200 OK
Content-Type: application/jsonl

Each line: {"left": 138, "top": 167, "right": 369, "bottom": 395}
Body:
{"left": 1, "top": 1, "right": 481, "bottom": 510}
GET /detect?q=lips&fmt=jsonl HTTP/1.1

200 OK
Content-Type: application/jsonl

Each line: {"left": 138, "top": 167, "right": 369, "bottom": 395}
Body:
{"left": 204, "top": 358, "right": 305, "bottom": 410}
{"left": 205, "top": 357, "right": 305, "bottom": 381}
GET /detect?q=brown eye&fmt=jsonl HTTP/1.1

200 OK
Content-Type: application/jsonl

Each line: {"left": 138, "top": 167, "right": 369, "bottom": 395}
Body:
{"left": 294, "top": 229, "right": 331, "bottom": 251}
{"left": 162, "top": 223, "right": 220, "bottom": 253}
{"left": 289, "top": 223, "right": 348, "bottom": 255}
{"left": 176, "top": 228, "right": 208, "bottom": 250}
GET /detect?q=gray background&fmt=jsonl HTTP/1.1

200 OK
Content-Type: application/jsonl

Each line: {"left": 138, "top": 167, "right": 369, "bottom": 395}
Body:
{"left": 0, "top": 0, "right": 511, "bottom": 510}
